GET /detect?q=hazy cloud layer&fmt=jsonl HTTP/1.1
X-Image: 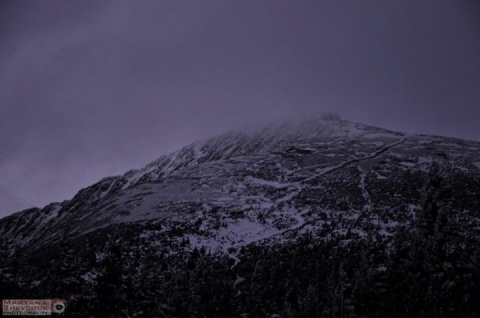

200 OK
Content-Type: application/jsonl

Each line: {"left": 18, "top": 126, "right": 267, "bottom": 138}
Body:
{"left": 1, "top": 0, "right": 480, "bottom": 217}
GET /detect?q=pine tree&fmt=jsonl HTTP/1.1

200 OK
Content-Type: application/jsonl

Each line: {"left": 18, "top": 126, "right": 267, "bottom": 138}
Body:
{"left": 416, "top": 161, "right": 444, "bottom": 237}
{"left": 411, "top": 162, "right": 467, "bottom": 316}
{"left": 94, "top": 233, "right": 129, "bottom": 318}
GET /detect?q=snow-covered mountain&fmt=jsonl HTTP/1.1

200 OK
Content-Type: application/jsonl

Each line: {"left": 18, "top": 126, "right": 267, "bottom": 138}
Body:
{"left": 1, "top": 118, "right": 480, "bottom": 317}
{"left": 2, "top": 118, "right": 479, "bottom": 254}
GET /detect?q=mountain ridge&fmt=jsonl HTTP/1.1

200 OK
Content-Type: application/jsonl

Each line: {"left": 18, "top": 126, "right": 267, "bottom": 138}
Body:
{"left": 1, "top": 118, "right": 479, "bottom": 256}
{"left": 2, "top": 117, "right": 480, "bottom": 316}
{"left": 5, "top": 117, "right": 478, "bottom": 219}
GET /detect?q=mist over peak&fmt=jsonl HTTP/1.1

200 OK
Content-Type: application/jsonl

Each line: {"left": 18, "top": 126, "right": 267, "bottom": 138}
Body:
{"left": 1, "top": 0, "right": 479, "bottom": 217}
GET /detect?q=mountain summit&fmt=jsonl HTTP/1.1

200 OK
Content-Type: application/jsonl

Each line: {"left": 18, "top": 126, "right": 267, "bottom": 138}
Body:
{"left": 1, "top": 118, "right": 480, "bottom": 317}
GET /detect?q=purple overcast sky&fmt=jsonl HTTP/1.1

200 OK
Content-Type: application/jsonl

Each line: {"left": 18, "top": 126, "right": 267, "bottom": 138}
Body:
{"left": 1, "top": 0, "right": 480, "bottom": 217}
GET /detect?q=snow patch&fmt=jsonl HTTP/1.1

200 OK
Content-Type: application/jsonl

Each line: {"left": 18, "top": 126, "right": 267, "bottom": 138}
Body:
{"left": 456, "top": 166, "right": 469, "bottom": 173}
{"left": 247, "top": 177, "right": 291, "bottom": 189}
{"left": 418, "top": 156, "right": 433, "bottom": 164}
{"left": 400, "top": 162, "right": 416, "bottom": 167}
{"left": 81, "top": 271, "right": 99, "bottom": 283}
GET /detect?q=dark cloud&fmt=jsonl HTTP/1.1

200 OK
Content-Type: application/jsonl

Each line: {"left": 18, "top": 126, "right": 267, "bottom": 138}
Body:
{"left": 1, "top": 0, "right": 480, "bottom": 217}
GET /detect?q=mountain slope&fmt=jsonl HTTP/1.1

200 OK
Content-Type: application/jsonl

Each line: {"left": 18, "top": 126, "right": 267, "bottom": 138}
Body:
{"left": 1, "top": 118, "right": 480, "bottom": 317}
{"left": 2, "top": 118, "right": 479, "bottom": 253}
